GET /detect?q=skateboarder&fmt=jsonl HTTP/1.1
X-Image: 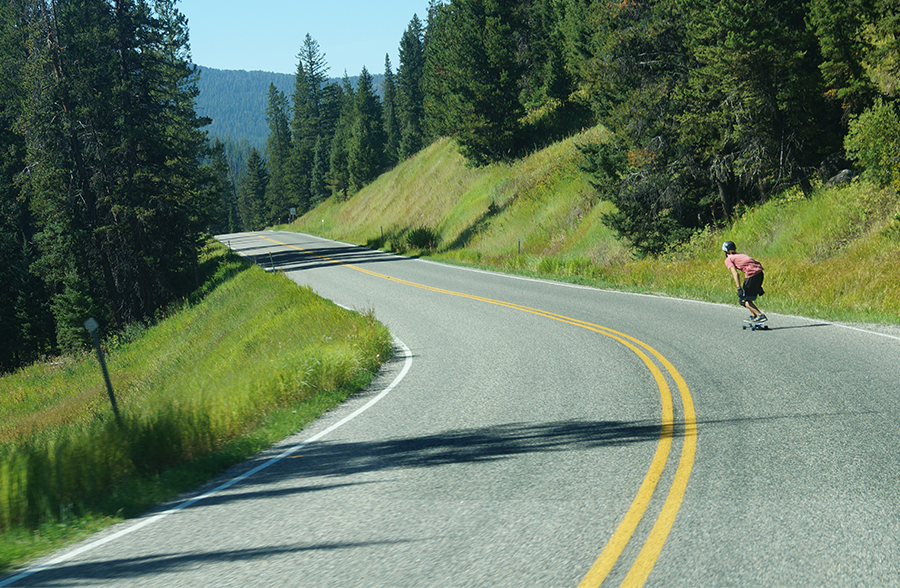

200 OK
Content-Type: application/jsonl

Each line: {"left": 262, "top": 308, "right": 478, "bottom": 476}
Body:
{"left": 722, "top": 241, "right": 767, "bottom": 323}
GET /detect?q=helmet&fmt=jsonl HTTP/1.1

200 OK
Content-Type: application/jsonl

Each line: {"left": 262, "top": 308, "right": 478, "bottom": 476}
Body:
{"left": 722, "top": 241, "right": 736, "bottom": 253}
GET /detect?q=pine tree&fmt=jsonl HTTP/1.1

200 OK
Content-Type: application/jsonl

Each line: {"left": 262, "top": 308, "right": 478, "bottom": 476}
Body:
{"left": 309, "top": 136, "right": 329, "bottom": 206}
{"left": 135, "top": 0, "right": 221, "bottom": 297}
{"left": 572, "top": 0, "right": 846, "bottom": 255}
{"left": 347, "top": 67, "right": 385, "bottom": 194}
{"left": 0, "top": 192, "right": 24, "bottom": 370}
{"left": 424, "top": 0, "right": 525, "bottom": 165}
{"left": 423, "top": 1, "right": 453, "bottom": 142}
{"left": 328, "top": 74, "right": 355, "bottom": 198}
{"left": 573, "top": 0, "right": 700, "bottom": 255}
{"left": 289, "top": 34, "right": 330, "bottom": 214}
{"left": 238, "top": 148, "right": 269, "bottom": 231}
{"left": 311, "top": 81, "right": 344, "bottom": 203}
{"left": 398, "top": 14, "right": 427, "bottom": 159}
{"left": 0, "top": 0, "right": 42, "bottom": 370}
{"left": 678, "top": 0, "right": 841, "bottom": 209}
{"left": 18, "top": 0, "right": 111, "bottom": 343}
{"left": 808, "top": 0, "right": 880, "bottom": 119}
{"left": 518, "top": 0, "right": 571, "bottom": 108}
{"left": 382, "top": 55, "right": 401, "bottom": 168}
{"left": 319, "top": 81, "right": 345, "bottom": 147}
{"left": 208, "top": 139, "right": 240, "bottom": 234}
{"left": 264, "top": 83, "right": 293, "bottom": 224}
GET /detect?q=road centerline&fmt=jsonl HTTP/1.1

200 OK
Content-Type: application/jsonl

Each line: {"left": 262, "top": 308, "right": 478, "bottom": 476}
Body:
{"left": 250, "top": 232, "right": 698, "bottom": 587}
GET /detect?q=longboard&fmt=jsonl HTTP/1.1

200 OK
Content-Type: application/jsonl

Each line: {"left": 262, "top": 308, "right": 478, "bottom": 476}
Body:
{"left": 742, "top": 321, "right": 769, "bottom": 331}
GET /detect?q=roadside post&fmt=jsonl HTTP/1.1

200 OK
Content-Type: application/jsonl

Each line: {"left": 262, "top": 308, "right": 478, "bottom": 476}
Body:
{"left": 83, "top": 318, "right": 122, "bottom": 427}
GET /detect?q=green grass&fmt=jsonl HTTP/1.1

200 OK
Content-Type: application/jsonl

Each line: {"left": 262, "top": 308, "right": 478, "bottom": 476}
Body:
{"left": 287, "top": 128, "right": 900, "bottom": 325}
{"left": 0, "top": 242, "right": 393, "bottom": 573}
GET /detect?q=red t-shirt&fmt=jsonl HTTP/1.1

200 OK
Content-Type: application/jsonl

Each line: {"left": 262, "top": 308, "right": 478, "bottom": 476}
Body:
{"left": 725, "top": 253, "right": 763, "bottom": 277}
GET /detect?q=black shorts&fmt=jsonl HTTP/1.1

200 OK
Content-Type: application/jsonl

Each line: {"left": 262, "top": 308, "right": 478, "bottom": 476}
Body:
{"left": 742, "top": 272, "right": 765, "bottom": 300}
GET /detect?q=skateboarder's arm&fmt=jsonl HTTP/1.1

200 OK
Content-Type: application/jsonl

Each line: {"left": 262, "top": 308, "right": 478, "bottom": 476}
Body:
{"left": 729, "top": 266, "right": 742, "bottom": 289}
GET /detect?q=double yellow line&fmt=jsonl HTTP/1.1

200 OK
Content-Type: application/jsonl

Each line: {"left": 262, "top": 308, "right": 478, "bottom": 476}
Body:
{"left": 249, "top": 234, "right": 698, "bottom": 588}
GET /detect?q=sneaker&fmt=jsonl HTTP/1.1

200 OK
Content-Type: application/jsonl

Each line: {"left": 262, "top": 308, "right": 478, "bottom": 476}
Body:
{"left": 744, "top": 315, "right": 756, "bottom": 323}
{"left": 753, "top": 314, "right": 767, "bottom": 323}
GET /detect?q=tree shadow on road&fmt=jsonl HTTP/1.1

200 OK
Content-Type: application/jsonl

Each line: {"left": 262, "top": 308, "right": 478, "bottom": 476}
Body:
{"left": 14, "top": 540, "right": 413, "bottom": 586}
{"left": 215, "top": 418, "right": 673, "bottom": 500}
{"left": 3, "top": 419, "right": 670, "bottom": 585}
{"left": 249, "top": 244, "right": 413, "bottom": 273}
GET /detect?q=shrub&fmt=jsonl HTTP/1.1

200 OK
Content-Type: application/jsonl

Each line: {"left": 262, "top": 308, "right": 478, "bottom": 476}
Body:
{"left": 845, "top": 99, "right": 900, "bottom": 190}
{"left": 406, "top": 226, "right": 439, "bottom": 250}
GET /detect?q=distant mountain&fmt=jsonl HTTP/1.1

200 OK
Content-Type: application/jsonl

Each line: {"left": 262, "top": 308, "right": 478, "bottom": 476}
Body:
{"left": 194, "top": 66, "right": 294, "bottom": 150}
{"left": 194, "top": 65, "right": 384, "bottom": 151}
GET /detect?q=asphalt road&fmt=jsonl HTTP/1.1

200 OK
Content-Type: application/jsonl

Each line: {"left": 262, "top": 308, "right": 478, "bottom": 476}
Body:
{"left": 4, "top": 231, "right": 899, "bottom": 587}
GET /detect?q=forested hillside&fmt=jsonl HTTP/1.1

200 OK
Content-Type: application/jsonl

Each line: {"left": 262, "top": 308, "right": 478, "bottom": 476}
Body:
{"left": 194, "top": 67, "right": 295, "bottom": 149}
{"left": 195, "top": 67, "right": 384, "bottom": 150}
{"left": 239, "top": 0, "right": 898, "bottom": 257}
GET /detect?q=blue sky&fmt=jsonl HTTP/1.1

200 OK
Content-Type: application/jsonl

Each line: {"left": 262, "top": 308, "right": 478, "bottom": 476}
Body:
{"left": 178, "top": 0, "right": 429, "bottom": 76}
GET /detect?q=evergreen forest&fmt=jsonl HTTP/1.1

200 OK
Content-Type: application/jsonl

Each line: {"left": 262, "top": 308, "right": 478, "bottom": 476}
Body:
{"left": 194, "top": 68, "right": 295, "bottom": 150}
{"left": 194, "top": 67, "right": 384, "bottom": 151}
{"left": 2, "top": 0, "right": 899, "bottom": 373}
{"left": 239, "top": 0, "right": 898, "bottom": 253}
{"left": 0, "top": 0, "right": 229, "bottom": 373}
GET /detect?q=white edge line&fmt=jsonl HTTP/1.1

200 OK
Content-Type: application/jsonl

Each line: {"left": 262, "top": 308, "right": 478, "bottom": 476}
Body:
{"left": 416, "top": 250, "right": 900, "bottom": 341}
{"left": 234, "top": 231, "right": 900, "bottom": 342}
{"left": 0, "top": 338, "right": 413, "bottom": 587}
{"left": 829, "top": 323, "right": 900, "bottom": 342}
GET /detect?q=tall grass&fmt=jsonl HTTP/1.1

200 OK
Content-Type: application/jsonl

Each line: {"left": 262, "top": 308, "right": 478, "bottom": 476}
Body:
{"left": 644, "top": 182, "right": 900, "bottom": 321}
{"left": 0, "top": 243, "right": 392, "bottom": 570}
{"left": 289, "top": 129, "right": 899, "bottom": 325}
{"left": 291, "top": 129, "right": 625, "bottom": 262}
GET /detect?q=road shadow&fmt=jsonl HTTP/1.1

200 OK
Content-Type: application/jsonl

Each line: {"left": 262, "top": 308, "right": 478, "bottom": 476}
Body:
{"left": 767, "top": 323, "right": 831, "bottom": 330}
{"left": 743, "top": 323, "right": 831, "bottom": 332}
{"left": 193, "top": 480, "right": 379, "bottom": 510}
{"left": 1, "top": 418, "right": 670, "bottom": 585}
{"left": 194, "top": 419, "right": 672, "bottom": 507}
{"left": 201, "top": 406, "right": 882, "bottom": 511}
{"left": 237, "top": 243, "right": 412, "bottom": 273}
{"left": 14, "top": 540, "right": 414, "bottom": 586}
{"left": 695, "top": 410, "right": 880, "bottom": 429}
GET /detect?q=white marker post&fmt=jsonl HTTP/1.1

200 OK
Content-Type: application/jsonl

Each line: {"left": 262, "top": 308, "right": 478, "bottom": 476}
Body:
{"left": 84, "top": 318, "right": 122, "bottom": 427}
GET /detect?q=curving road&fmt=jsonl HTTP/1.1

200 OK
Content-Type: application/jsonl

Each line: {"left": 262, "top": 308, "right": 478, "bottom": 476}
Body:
{"left": 4, "top": 230, "right": 899, "bottom": 587}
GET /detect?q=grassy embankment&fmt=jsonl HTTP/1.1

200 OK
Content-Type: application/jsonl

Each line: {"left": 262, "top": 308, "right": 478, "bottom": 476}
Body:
{"left": 0, "top": 242, "right": 393, "bottom": 573}
{"left": 291, "top": 128, "right": 900, "bottom": 325}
